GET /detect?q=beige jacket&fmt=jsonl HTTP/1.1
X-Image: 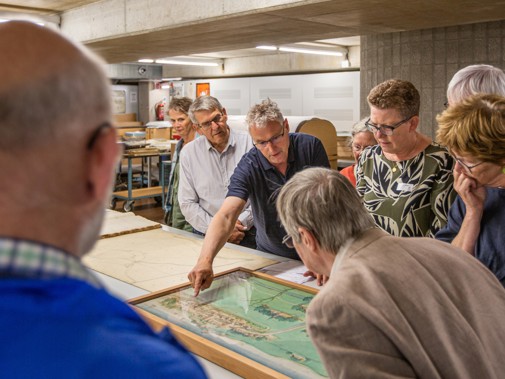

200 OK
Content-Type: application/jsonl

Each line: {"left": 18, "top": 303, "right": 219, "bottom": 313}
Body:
{"left": 307, "top": 228, "right": 505, "bottom": 379}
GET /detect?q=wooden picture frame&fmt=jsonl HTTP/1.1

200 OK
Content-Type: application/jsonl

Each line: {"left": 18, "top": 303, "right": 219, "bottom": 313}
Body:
{"left": 129, "top": 268, "right": 327, "bottom": 379}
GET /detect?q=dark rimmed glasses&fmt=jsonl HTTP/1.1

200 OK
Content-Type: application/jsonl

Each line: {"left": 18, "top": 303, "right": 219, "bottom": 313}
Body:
{"left": 365, "top": 115, "right": 413, "bottom": 136}
{"left": 199, "top": 113, "right": 223, "bottom": 129}
{"left": 253, "top": 127, "right": 285, "bottom": 150}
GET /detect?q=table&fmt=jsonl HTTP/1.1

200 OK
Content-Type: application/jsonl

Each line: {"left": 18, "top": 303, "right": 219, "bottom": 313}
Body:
{"left": 111, "top": 147, "right": 170, "bottom": 211}
{"left": 89, "top": 226, "right": 319, "bottom": 378}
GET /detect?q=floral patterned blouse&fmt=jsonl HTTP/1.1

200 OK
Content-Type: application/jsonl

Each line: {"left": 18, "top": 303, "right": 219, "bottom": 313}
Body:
{"left": 355, "top": 143, "right": 456, "bottom": 237}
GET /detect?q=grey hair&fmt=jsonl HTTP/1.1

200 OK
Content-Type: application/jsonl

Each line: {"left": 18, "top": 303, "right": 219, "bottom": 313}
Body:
{"left": 188, "top": 95, "right": 224, "bottom": 124}
{"left": 246, "top": 98, "right": 284, "bottom": 129}
{"left": 351, "top": 117, "right": 369, "bottom": 137}
{"left": 447, "top": 64, "right": 505, "bottom": 105}
{"left": 276, "top": 167, "right": 375, "bottom": 254}
{"left": 347, "top": 117, "right": 373, "bottom": 147}
{"left": 0, "top": 22, "right": 111, "bottom": 150}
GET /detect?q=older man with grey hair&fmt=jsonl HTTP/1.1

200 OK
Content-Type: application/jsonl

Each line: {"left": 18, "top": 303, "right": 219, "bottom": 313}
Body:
{"left": 178, "top": 95, "right": 255, "bottom": 247}
{"left": 276, "top": 167, "right": 505, "bottom": 379}
{"left": 0, "top": 20, "right": 205, "bottom": 378}
{"left": 188, "top": 98, "right": 329, "bottom": 296}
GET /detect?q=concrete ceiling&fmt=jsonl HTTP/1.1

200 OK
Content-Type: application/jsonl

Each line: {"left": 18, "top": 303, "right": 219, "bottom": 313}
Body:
{"left": 1, "top": 0, "right": 505, "bottom": 64}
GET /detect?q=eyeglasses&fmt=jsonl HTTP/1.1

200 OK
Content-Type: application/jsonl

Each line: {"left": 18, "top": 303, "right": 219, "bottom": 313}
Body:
{"left": 87, "top": 122, "right": 112, "bottom": 150}
{"left": 199, "top": 113, "right": 223, "bottom": 129}
{"left": 282, "top": 234, "right": 294, "bottom": 249}
{"left": 455, "top": 157, "right": 485, "bottom": 173}
{"left": 253, "top": 127, "right": 285, "bottom": 149}
{"left": 365, "top": 115, "right": 413, "bottom": 136}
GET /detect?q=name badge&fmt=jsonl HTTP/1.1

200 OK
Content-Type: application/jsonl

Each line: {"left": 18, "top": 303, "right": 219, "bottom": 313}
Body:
{"left": 397, "top": 183, "right": 414, "bottom": 192}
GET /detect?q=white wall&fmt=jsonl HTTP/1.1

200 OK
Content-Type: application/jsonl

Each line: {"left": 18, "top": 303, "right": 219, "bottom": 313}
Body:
{"left": 177, "top": 71, "right": 359, "bottom": 133}
{"left": 111, "top": 84, "right": 139, "bottom": 118}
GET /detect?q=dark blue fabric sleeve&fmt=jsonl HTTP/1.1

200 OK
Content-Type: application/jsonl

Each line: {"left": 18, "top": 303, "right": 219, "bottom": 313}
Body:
{"left": 435, "top": 196, "right": 465, "bottom": 243}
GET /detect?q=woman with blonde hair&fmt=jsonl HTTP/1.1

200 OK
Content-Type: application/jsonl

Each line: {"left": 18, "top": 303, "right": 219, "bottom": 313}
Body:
{"left": 436, "top": 94, "right": 505, "bottom": 286}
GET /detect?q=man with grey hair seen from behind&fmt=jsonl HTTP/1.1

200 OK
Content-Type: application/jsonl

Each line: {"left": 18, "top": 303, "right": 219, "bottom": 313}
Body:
{"left": 276, "top": 167, "right": 505, "bottom": 379}
{"left": 188, "top": 99, "right": 330, "bottom": 296}
{"left": 0, "top": 21, "right": 206, "bottom": 379}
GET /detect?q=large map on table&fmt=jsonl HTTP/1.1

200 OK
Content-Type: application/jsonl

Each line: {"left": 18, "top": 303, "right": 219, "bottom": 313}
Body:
{"left": 134, "top": 270, "right": 328, "bottom": 378}
{"left": 84, "top": 229, "right": 277, "bottom": 292}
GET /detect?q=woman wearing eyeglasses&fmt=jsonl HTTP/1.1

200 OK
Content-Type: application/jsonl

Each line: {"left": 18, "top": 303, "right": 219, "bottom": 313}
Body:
{"left": 339, "top": 118, "right": 377, "bottom": 186}
{"left": 355, "top": 79, "right": 456, "bottom": 237}
{"left": 436, "top": 94, "right": 505, "bottom": 286}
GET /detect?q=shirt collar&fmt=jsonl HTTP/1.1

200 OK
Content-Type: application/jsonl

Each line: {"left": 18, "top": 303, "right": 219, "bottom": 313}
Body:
{"left": 0, "top": 237, "right": 102, "bottom": 288}
{"left": 330, "top": 237, "right": 355, "bottom": 277}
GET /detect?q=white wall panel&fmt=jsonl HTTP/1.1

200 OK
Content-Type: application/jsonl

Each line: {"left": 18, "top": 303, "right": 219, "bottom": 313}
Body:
{"left": 301, "top": 72, "right": 360, "bottom": 133}
{"left": 179, "top": 71, "right": 359, "bottom": 133}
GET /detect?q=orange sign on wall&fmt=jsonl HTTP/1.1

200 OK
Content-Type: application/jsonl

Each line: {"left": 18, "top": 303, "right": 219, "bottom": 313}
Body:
{"left": 196, "top": 83, "right": 210, "bottom": 97}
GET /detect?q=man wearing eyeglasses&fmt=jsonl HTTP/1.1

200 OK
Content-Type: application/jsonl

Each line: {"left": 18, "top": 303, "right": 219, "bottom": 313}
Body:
{"left": 178, "top": 95, "right": 256, "bottom": 248}
{"left": 355, "top": 79, "right": 456, "bottom": 238}
{"left": 0, "top": 21, "right": 205, "bottom": 378}
{"left": 188, "top": 98, "right": 330, "bottom": 296}
{"left": 276, "top": 167, "right": 505, "bottom": 379}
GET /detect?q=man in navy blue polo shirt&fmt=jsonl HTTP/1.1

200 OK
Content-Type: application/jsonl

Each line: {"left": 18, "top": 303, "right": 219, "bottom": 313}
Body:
{"left": 188, "top": 99, "right": 330, "bottom": 295}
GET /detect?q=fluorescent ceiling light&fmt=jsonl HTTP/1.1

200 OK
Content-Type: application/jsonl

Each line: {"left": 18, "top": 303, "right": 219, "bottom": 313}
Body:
{"left": 138, "top": 59, "right": 154, "bottom": 63}
{"left": 161, "top": 84, "right": 171, "bottom": 89}
{"left": 279, "top": 46, "right": 343, "bottom": 57}
{"left": 162, "top": 77, "right": 182, "bottom": 81}
{"left": 156, "top": 59, "right": 220, "bottom": 67}
{"left": 256, "top": 45, "right": 277, "bottom": 51}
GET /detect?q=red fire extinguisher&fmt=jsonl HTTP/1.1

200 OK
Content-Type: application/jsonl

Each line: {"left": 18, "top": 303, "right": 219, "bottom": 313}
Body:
{"left": 155, "top": 100, "right": 165, "bottom": 121}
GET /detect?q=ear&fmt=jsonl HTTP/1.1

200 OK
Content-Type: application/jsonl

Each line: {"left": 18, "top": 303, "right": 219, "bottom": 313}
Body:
{"left": 409, "top": 115, "right": 419, "bottom": 132}
{"left": 283, "top": 118, "right": 290, "bottom": 132}
{"left": 222, "top": 107, "right": 227, "bottom": 116}
{"left": 86, "top": 127, "right": 120, "bottom": 202}
{"left": 298, "top": 227, "right": 319, "bottom": 252}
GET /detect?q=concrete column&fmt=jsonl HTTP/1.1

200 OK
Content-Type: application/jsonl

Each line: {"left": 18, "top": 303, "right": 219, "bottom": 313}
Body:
{"left": 360, "top": 20, "right": 505, "bottom": 138}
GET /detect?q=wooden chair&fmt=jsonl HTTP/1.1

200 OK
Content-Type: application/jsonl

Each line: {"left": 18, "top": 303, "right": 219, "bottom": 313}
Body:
{"left": 295, "top": 118, "right": 339, "bottom": 169}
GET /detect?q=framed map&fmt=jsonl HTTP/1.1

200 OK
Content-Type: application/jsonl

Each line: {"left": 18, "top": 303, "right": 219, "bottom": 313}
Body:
{"left": 130, "top": 268, "right": 327, "bottom": 379}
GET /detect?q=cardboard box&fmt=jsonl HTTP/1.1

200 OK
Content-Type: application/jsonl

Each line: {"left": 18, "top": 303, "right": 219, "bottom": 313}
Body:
{"left": 147, "top": 127, "right": 172, "bottom": 140}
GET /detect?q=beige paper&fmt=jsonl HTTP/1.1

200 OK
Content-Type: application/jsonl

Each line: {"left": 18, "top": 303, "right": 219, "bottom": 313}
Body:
{"left": 85, "top": 229, "right": 277, "bottom": 292}
{"left": 100, "top": 210, "right": 161, "bottom": 239}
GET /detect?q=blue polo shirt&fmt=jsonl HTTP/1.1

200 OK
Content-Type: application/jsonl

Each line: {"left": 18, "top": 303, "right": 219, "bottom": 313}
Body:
{"left": 227, "top": 133, "right": 330, "bottom": 259}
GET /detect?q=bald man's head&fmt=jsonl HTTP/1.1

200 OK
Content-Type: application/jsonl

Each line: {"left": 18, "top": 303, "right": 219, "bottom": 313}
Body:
{"left": 0, "top": 21, "right": 111, "bottom": 149}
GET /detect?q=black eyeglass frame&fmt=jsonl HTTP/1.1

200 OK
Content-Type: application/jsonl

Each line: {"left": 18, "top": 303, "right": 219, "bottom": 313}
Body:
{"left": 365, "top": 115, "right": 414, "bottom": 136}
{"left": 253, "top": 126, "right": 286, "bottom": 150}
